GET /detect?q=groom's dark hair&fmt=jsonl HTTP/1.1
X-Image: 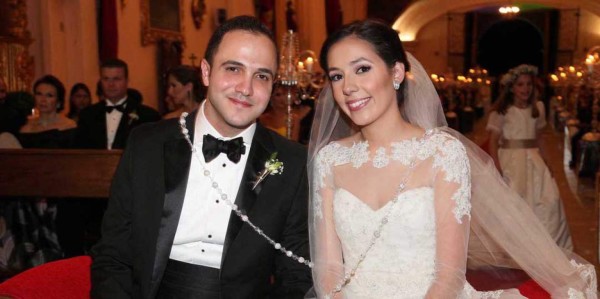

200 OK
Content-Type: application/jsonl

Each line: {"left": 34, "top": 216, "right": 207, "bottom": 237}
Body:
{"left": 203, "top": 15, "right": 278, "bottom": 67}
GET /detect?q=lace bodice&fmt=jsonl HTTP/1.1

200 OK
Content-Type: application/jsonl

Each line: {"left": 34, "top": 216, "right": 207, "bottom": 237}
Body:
{"left": 334, "top": 187, "right": 438, "bottom": 297}
{"left": 313, "top": 129, "right": 471, "bottom": 224}
{"left": 312, "top": 129, "right": 485, "bottom": 298}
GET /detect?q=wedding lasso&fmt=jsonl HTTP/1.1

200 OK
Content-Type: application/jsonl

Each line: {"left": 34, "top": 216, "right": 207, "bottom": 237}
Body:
{"left": 179, "top": 112, "right": 313, "bottom": 268}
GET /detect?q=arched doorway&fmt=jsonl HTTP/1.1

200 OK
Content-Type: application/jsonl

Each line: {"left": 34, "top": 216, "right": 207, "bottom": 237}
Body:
{"left": 477, "top": 18, "right": 544, "bottom": 77}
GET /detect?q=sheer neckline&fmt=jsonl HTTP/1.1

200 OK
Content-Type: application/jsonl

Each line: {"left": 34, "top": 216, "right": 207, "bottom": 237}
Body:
{"left": 336, "top": 187, "right": 433, "bottom": 212}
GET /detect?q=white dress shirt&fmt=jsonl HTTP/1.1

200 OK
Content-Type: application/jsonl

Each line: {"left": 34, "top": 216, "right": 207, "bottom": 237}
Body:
{"left": 105, "top": 97, "right": 127, "bottom": 150}
{"left": 170, "top": 102, "right": 256, "bottom": 269}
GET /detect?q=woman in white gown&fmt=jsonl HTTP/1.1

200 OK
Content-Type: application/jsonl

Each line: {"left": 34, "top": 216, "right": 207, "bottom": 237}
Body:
{"left": 487, "top": 65, "right": 573, "bottom": 250}
{"left": 308, "top": 20, "right": 596, "bottom": 298}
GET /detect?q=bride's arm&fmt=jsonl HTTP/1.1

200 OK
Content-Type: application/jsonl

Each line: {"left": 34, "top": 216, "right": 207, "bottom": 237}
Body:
{"left": 425, "top": 137, "right": 471, "bottom": 299}
{"left": 310, "top": 149, "right": 345, "bottom": 298}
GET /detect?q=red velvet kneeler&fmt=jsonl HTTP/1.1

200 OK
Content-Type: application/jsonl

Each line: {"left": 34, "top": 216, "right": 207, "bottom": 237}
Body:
{"left": 0, "top": 256, "right": 91, "bottom": 299}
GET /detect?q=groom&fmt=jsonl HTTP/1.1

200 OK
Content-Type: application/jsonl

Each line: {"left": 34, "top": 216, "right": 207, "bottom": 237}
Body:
{"left": 91, "top": 16, "right": 311, "bottom": 299}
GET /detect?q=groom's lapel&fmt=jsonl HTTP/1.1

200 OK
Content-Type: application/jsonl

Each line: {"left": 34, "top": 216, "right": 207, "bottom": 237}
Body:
{"left": 221, "top": 125, "right": 274, "bottom": 268}
{"left": 152, "top": 110, "right": 197, "bottom": 283}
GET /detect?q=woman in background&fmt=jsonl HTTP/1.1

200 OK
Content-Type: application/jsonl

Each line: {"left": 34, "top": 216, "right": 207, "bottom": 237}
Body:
{"left": 486, "top": 65, "right": 573, "bottom": 250}
{"left": 66, "top": 83, "right": 92, "bottom": 121}
{"left": 259, "top": 83, "right": 311, "bottom": 141}
{"left": 19, "top": 75, "right": 76, "bottom": 148}
{"left": 162, "top": 65, "right": 202, "bottom": 119}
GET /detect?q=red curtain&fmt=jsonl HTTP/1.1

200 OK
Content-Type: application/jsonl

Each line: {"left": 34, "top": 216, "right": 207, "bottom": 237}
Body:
{"left": 99, "top": 0, "right": 118, "bottom": 61}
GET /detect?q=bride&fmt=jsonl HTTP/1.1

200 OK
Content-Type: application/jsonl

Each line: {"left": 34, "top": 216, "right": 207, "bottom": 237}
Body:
{"left": 308, "top": 20, "right": 597, "bottom": 298}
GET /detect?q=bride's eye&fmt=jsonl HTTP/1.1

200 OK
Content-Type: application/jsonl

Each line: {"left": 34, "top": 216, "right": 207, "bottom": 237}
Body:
{"left": 328, "top": 73, "right": 343, "bottom": 82}
{"left": 356, "top": 65, "right": 371, "bottom": 74}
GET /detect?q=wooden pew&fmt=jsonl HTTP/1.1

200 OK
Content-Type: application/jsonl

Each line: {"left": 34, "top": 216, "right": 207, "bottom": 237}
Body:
{"left": 0, "top": 149, "right": 122, "bottom": 198}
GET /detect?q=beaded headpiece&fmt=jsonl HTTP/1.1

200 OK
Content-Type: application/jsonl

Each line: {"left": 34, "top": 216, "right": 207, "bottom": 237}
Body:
{"left": 500, "top": 64, "right": 538, "bottom": 87}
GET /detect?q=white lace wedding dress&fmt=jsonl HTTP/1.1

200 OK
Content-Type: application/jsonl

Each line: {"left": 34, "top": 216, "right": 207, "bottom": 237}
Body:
{"left": 311, "top": 129, "right": 530, "bottom": 299}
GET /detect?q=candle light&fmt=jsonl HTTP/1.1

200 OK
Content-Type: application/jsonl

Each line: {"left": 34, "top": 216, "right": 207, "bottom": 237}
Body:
{"left": 297, "top": 61, "right": 304, "bottom": 71}
{"left": 305, "top": 57, "right": 314, "bottom": 73}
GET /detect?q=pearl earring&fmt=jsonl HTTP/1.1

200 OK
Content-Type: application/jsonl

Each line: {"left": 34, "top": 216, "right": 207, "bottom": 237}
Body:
{"left": 393, "top": 81, "right": 400, "bottom": 90}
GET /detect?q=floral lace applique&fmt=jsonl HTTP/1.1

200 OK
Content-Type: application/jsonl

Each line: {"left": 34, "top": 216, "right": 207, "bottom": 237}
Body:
{"left": 312, "top": 130, "right": 471, "bottom": 224}
{"left": 463, "top": 283, "right": 503, "bottom": 298}
{"left": 568, "top": 259, "right": 597, "bottom": 299}
{"left": 372, "top": 147, "right": 389, "bottom": 168}
{"left": 431, "top": 134, "right": 472, "bottom": 223}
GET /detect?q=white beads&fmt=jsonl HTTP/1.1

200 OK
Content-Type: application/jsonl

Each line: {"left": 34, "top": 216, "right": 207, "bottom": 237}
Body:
{"left": 178, "top": 113, "right": 312, "bottom": 269}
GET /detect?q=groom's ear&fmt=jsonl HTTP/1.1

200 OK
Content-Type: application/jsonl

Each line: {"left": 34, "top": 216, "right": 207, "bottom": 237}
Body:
{"left": 393, "top": 62, "right": 406, "bottom": 83}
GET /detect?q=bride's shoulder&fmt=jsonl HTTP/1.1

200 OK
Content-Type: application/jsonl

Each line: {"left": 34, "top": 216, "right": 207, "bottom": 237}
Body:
{"left": 426, "top": 129, "right": 467, "bottom": 154}
{"left": 315, "top": 133, "right": 364, "bottom": 164}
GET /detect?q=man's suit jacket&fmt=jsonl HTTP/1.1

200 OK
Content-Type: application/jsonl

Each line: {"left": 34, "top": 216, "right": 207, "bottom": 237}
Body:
{"left": 90, "top": 110, "right": 312, "bottom": 299}
{"left": 75, "top": 96, "right": 160, "bottom": 149}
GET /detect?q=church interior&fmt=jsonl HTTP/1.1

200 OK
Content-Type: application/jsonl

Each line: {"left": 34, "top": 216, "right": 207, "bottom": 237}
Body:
{"left": 1, "top": 0, "right": 600, "bottom": 297}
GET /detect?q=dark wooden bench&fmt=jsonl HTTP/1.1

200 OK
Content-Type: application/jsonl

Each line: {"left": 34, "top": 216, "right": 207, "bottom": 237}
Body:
{"left": 0, "top": 149, "right": 122, "bottom": 198}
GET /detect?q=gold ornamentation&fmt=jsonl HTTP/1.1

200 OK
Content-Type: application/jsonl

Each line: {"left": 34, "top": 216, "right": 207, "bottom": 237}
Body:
{"left": 140, "top": 0, "right": 185, "bottom": 46}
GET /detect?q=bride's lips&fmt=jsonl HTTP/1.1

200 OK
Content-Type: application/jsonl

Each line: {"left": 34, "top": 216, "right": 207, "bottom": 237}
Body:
{"left": 346, "top": 97, "right": 371, "bottom": 111}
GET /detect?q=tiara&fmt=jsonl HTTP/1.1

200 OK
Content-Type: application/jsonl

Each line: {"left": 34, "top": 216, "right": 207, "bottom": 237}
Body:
{"left": 500, "top": 64, "right": 538, "bottom": 86}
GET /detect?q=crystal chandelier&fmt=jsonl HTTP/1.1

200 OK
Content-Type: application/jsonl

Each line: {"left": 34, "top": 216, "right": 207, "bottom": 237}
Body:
{"left": 277, "top": 30, "right": 325, "bottom": 139}
{"left": 499, "top": 6, "right": 520, "bottom": 15}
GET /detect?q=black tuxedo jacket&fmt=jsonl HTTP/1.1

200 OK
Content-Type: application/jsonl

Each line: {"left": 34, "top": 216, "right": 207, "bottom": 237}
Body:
{"left": 75, "top": 97, "right": 160, "bottom": 149}
{"left": 90, "top": 111, "right": 311, "bottom": 298}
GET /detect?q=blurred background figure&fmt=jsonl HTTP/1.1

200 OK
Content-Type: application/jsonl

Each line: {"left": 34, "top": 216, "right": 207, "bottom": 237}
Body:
{"left": 66, "top": 83, "right": 92, "bottom": 122}
{"left": 486, "top": 65, "right": 573, "bottom": 250}
{"left": 259, "top": 83, "right": 311, "bottom": 142}
{"left": 19, "top": 75, "right": 76, "bottom": 148}
{"left": 162, "top": 65, "right": 202, "bottom": 119}
{"left": 0, "top": 91, "right": 33, "bottom": 149}
{"left": 0, "top": 76, "right": 7, "bottom": 104}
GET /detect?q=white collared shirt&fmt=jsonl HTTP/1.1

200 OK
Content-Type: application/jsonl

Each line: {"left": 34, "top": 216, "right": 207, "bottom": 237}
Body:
{"left": 105, "top": 97, "right": 127, "bottom": 150}
{"left": 170, "top": 101, "right": 256, "bottom": 269}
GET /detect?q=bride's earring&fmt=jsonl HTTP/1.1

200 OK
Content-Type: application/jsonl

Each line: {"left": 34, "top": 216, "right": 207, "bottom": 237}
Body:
{"left": 393, "top": 80, "right": 400, "bottom": 90}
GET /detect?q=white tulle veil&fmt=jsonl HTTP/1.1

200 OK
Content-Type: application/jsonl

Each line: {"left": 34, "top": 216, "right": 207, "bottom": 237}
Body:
{"left": 307, "top": 53, "right": 597, "bottom": 298}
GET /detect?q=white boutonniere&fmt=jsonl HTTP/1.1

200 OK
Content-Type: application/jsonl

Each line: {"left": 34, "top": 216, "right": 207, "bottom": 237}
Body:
{"left": 128, "top": 110, "right": 139, "bottom": 125}
{"left": 252, "top": 152, "right": 284, "bottom": 190}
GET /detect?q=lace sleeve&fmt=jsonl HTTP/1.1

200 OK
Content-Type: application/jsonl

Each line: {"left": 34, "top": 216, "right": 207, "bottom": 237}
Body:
{"left": 310, "top": 144, "right": 344, "bottom": 298}
{"left": 426, "top": 136, "right": 472, "bottom": 298}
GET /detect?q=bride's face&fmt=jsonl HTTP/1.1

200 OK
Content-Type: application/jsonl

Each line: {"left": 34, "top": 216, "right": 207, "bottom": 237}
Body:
{"left": 326, "top": 36, "right": 404, "bottom": 127}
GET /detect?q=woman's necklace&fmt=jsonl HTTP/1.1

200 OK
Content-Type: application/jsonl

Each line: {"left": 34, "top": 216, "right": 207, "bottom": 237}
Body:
{"left": 179, "top": 112, "right": 313, "bottom": 268}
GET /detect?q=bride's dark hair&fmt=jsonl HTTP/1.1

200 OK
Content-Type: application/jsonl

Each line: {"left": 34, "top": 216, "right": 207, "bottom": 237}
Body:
{"left": 319, "top": 19, "right": 411, "bottom": 108}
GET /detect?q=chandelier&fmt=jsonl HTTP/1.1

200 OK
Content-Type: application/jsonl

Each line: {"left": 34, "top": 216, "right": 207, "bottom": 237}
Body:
{"left": 499, "top": 6, "right": 520, "bottom": 15}
{"left": 277, "top": 30, "right": 326, "bottom": 139}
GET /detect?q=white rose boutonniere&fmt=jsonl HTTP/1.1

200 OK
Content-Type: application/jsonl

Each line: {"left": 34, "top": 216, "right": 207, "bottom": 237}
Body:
{"left": 128, "top": 110, "right": 139, "bottom": 125}
{"left": 252, "top": 152, "right": 284, "bottom": 190}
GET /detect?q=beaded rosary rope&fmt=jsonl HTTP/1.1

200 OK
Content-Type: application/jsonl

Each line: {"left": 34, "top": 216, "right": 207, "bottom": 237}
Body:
{"left": 328, "top": 131, "right": 431, "bottom": 297}
{"left": 179, "top": 112, "right": 313, "bottom": 268}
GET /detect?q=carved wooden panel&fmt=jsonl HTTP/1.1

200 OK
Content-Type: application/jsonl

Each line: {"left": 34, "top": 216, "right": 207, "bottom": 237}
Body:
{"left": 558, "top": 9, "right": 579, "bottom": 51}
{"left": 141, "top": 0, "right": 185, "bottom": 46}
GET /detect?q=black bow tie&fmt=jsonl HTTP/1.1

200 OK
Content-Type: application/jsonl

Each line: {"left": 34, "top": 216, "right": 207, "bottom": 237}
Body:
{"left": 105, "top": 103, "right": 126, "bottom": 113}
{"left": 202, "top": 134, "right": 246, "bottom": 163}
